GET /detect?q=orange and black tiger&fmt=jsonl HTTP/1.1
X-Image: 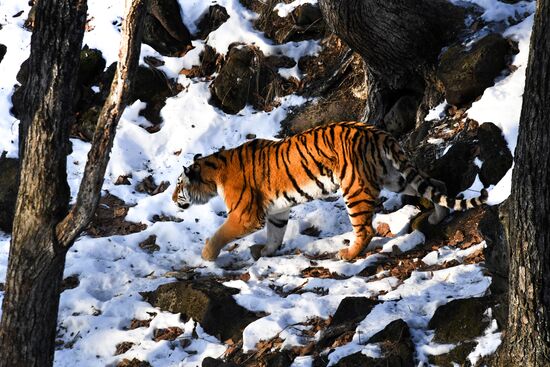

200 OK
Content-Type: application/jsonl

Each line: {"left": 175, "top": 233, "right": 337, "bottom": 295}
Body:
{"left": 172, "top": 121, "right": 488, "bottom": 261}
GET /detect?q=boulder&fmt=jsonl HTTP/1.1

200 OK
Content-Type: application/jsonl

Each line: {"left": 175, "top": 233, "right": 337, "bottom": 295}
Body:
{"left": 141, "top": 278, "right": 259, "bottom": 342}
{"left": 428, "top": 297, "right": 490, "bottom": 344}
{"left": 335, "top": 319, "right": 415, "bottom": 367}
{"left": 477, "top": 122, "right": 513, "bottom": 186}
{"left": 427, "top": 141, "right": 479, "bottom": 196}
{"left": 210, "top": 45, "right": 296, "bottom": 114}
{"left": 79, "top": 47, "right": 106, "bottom": 86}
{"left": 427, "top": 341, "right": 477, "bottom": 367}
{"left": 197, "top": 5, "right": 230, "bottom": 39}
{"left": 202, "top": 357, "right": 238, "bottom": 367}
{"left": 248, "top": 1, "right": 326, "bottom": 44}
{"left": 280, "top": 37, "right": 367, "bottom": 135}
{"left": 318, "top": 297, "right": 379, "bottom": 349}
{"left": 143, "top": 0, "right": 192, "bottom": 57}
{"left": 100, "top": 63, "right": 175, "bottom": 124}
{"left": 384, "top": 95, "right": 421, "bottom": 138}
{"left": 0, "top": 155, "right": 19, "bottom": 233}
{"left": 438, "top": 33, "right": 512, "bottom": 107}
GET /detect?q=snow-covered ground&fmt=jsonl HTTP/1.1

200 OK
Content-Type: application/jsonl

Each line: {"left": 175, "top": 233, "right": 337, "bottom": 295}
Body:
{"left": 0, "top": 1, "right": 535, "bottom": 366}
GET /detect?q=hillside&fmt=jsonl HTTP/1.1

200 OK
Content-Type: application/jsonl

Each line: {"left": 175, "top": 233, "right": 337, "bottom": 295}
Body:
{"left": 0, "top": 1, "right": 535, "bottom": 366}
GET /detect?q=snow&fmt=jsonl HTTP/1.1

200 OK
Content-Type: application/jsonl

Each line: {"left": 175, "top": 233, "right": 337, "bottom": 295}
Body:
{"left": 0, "top": 0, "right": 535, "bottom": 366}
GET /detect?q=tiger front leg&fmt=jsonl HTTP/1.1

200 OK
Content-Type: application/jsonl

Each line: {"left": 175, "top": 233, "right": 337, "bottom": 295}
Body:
{"left": 338, "top": 192, "right": 376, "bottom": 261}
{"left": 261, "top": 210, "right": 290, "bottom": 258}
{"left": 202, "top": 213, "right": 261, "bottom": 261}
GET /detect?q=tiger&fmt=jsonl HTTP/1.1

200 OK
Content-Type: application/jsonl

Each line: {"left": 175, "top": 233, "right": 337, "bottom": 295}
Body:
{"left": 172, "top": 121, "right": 488, "bottom": 261}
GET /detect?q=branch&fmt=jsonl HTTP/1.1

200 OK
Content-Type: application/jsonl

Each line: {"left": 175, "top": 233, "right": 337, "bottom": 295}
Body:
{"left": 56, "top": 0, "right": 148, "bottom": 247}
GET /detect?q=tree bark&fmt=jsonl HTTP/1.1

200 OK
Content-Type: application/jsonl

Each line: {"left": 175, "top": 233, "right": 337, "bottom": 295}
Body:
{"left": 318, "top": 0, "right": 465, "bottom": 126}
{"left": 494, "top": 1, "right": 550, "bottom": 365}
{"left": 56, "top": 0, "right": 147, "bottom": 247}
{"left": 0, "top": 1, "right": 87, "bottom": 365}
{"left": 0, "top": 1, "right": 147, "bottom": 366}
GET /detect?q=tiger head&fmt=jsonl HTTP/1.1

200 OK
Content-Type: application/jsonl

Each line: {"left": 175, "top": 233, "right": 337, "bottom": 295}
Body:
{"left": 172, "top": 156, "right": 218, "bottom": 210}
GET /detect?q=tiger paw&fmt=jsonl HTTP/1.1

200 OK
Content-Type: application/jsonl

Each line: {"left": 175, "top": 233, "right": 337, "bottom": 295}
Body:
{"left": 201, "top": 239, "right": 220, "bottom": 261}
{"left": 337, "top": 248, "right": 357, "bottom": 261}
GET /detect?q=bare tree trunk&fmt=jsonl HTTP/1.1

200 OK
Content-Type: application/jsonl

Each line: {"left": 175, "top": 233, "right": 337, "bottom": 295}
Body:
{"left": 494, "top": 0, "right": 550, "bottom": 365}
{"left": 0, "top": 1, "right": 147, "bottom": 366}
{"left": 0, "top": 1, "right": 87, "bottom": 365}
{"left": 318, "top": 0, "right": 464, "bottom": 126}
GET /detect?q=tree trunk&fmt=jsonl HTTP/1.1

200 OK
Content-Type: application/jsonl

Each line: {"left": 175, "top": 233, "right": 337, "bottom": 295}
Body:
{"left": 0, "top": 1, "right": 87, "bottom": 365}
{"left": 0, "top": 1, "right": 147, "bottom": 366}
{"left": 494, "top": 1, "right": 550, "bottom": 365}
{"left": 318, "top": 0, "right": 465, "bottom": 126}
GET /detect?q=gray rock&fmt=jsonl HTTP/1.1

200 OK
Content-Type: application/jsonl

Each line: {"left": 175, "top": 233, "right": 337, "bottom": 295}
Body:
{"left": 143, "top": 0, "right": 192, "bottom": 57}
{"left": 429, "top": 297, "right": 490, "bottom": 344}
{"left": 477, "top": 122, "right": 513, "bottom": 186}
{"left": 141, "top": 278, "right": 259, "bottom": 342}
{"left": 438, "top": 33, "right": 512, "bottom": 106}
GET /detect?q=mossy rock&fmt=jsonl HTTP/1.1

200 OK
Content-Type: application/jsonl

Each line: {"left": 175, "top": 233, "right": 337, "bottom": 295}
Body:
{"left": 141, "top": 278, "right": 259, "bottom": 342}
{"left": 429, "top": 297, "right": 490, "bottom": 344}
{"left": 428, "top": 341, "right": 476, "bottom": 367}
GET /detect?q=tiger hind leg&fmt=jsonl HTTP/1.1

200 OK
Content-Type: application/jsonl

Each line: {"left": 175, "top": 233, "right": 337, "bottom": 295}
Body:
{"left": 261, "top": 210, "right": 290, "bottom": 258}
{"left": 338, "top": 191, "right": 376, "bottom": 261}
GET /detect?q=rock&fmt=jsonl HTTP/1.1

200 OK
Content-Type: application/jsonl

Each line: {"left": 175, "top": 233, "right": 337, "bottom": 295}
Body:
{"left": 73, "top": 105, "right": 100, "bottom": 141}
{"left": 263, "top": 351, "right": 293, "bottom": 367}
{"left": 210, "top": 45, "right": 295, "bottom": 114}
{"left": 202, "top": 357, "right": 239, "bottom": 367}
{"left": 143, "top": 0, "right": 192, "bottom": 57}
{"left": 318, "top": 297, "right": 379, "bottom": 349}
{"left": 253, "top": 1, "right": 325, "bottom": 44}
{"left": 85, "top": 193, "right": 147, "bottom": 237}
{"left": 332, "top": 297, "right": 379, "bottom": 326}
{"left": 367, "top": 319, "right": 415, "bottom": 367}
{"left": 477, "top": 122, "right": 513, "bottom": 186}
{"left": 116, "top": 359, "right": 151, "bottom": 367}
{"left": 0, "top": 44, "right": 6, "bottom": 64}
{"left": 197, "top": 5, "right": 230, "bottom": 39}
{"left": 200, "top": 45, "right": 223, "bottom": 76}
{"left": 428, "top": 341, "right": 477, "bottom": 367}
{"left": 428, "top": 141, "right": 479, "bottom": 196}
{"left": 136, "top": 175, "right": 169, "bottom": 195}
{"left": 280, "top": 36, "right": 366, "bottom": 135}
{"left": 141, "top": 278, "right": 259, "bottom": 342}
{"left": 384, "top": 95, "right": 420, "bottom": 138}
{"left": 438, "top": 33, "right": 512, "bottom": 106}
{"left": 0, "top": 155, "right": 19, "bottom": 233}
{"left": 139, "top": 235, "right": 160, "bottom": 253}
{"left": 429, "top": 297, "right": 490, "bottom": 344}
{"left": 335, "top": 319, "right": 414, "bottom": 367}
{"left": 79, "top": 47, "right": 106, "bottom": 86}
{"left": 101, "top": 64, "right": 175, "bottom": 124}
{"left": 131, "top": 66, "right": 175, "bottom": 124}
{"left": 16, "top": 58, "right": 29, "bottom": 84}
{"left": 61, "top": 275, "right": 80, "bottom": 292}
{"left": 115, "top": 341, "right": 135, "bottom": 355}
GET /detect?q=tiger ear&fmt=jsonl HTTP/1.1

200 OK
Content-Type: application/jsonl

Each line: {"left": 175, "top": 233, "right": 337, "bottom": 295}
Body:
{"left": 193, "top": 153, "right": 202, "bottom": 161}
{"left": 183, "top": 166, "right": 191, "bottom": 176}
